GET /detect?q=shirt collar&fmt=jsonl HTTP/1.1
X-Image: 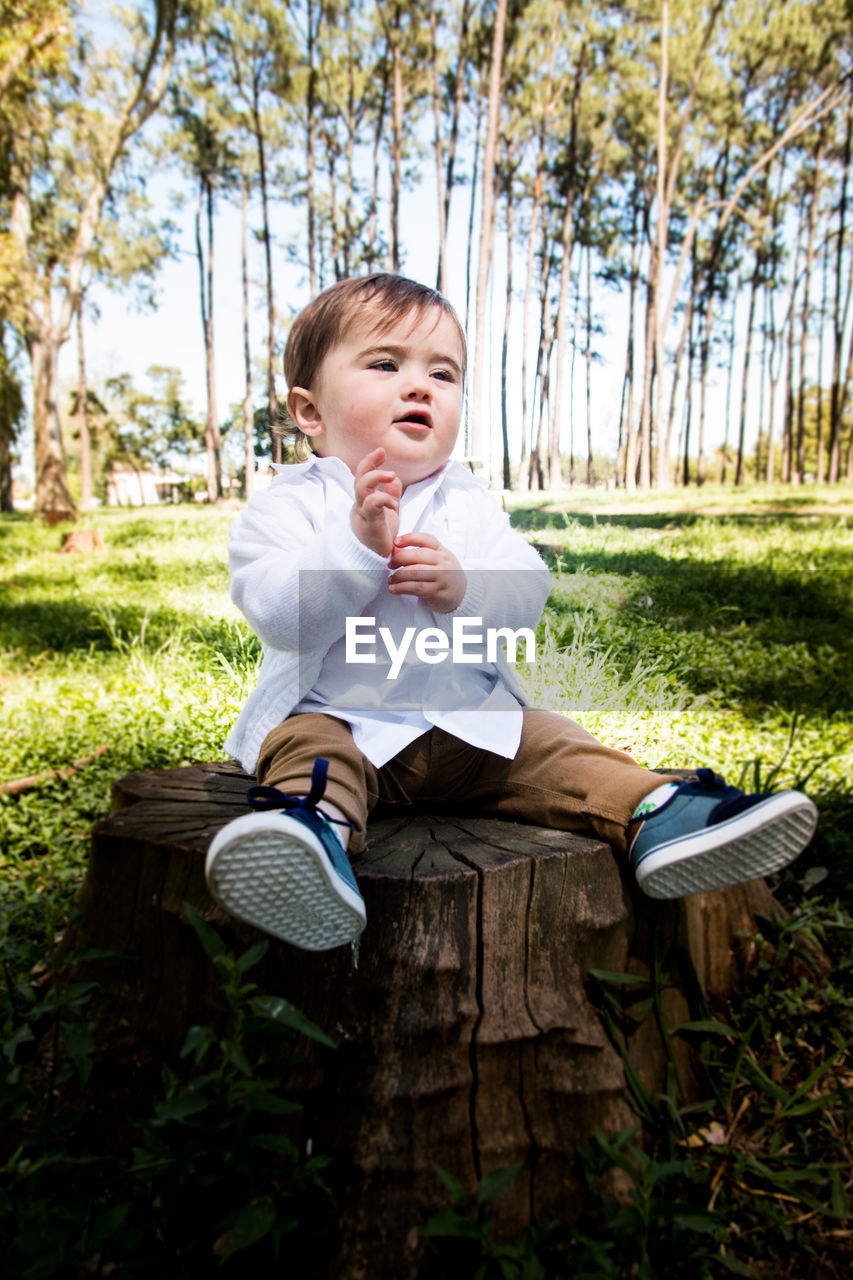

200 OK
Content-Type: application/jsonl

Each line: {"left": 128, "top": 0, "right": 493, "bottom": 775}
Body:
{"left": 272, "top": 452, "right": 454, "bottom": 503}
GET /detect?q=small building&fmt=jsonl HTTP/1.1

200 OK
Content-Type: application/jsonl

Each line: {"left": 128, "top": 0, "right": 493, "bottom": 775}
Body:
{"left": 105, "top": 466, "right": 193, "bottom": 507}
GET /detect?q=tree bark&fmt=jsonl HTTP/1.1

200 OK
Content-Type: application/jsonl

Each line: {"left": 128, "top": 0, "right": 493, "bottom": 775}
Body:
{"left": 389, "top": 8, "right": 403, "bottom": 274}
{"left": 241, "top": 171, "right": 255, "bottom": 499}
{"left": 734, "top": 253, "right": 760, "bottom": 486}
{"left": 76, "top": 301, "right": 92, "bottom": 509}
{"left": 251, "top": 89, "right": 279, "bottom": 463}
{"left": 795, "top": 139, "right": 823, "bottom": 484}
{"left": 500, "top": 145, "right": 514, "bottom": 490}
{"left": 518, "top": 103, "right": 550, "bottom": 492}
{"left": 429, "top": 0, "right": 447, "bottom": 295}
{"left": 550, "top": 46, "right": 586, "bottom": 491}
{"left": 617, "top": 187, "right": 641, "bottom": 487}
{"left": 441, "top": 0, "right": 471, "bottom": 281}
{"left": 366, "top": 40, "right": 390, "bottom": 272}
{"left": 197, "top": 177, "right": 222, "bottom": 504}
{"left": 30, "top": 316, "right": 76, "bottom": 515}
{"left": 305, "top": 0, "right": 319, "bottom": 296}
{"left": 828, "top": 96, "right": 852, "bottom": 483}
{"left": 585, "top": 244, "right": 594, "bottom": 486}
{"left": 469, "top": 0, "right": 508, "bottom": 472}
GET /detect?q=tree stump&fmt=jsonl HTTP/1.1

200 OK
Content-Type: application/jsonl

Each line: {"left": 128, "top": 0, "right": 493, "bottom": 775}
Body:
{"left": 61, "top": 762, "right": 782, "bottom": 1279}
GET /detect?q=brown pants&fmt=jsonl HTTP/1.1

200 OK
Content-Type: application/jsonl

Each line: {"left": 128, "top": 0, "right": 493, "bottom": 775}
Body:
{"left": 256, "top": 709, "right": 665, "bottom": 856}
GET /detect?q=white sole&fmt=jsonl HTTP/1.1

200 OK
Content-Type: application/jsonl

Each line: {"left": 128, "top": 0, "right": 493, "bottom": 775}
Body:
{"left": 635, "top": 792, "right": 818, "bottom": 899}
{"left": 205, "top": 812, "right": 366, "bottom": 950}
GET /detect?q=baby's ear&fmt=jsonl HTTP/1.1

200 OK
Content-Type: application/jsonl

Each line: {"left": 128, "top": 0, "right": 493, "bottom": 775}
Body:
{"left": 288, "top": 386, "right": 323, "bottom": 439}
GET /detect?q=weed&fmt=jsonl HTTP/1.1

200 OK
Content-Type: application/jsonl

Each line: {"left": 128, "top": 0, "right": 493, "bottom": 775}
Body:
{"left": 0, "top": 906, "right": 335, "bottom": 1277}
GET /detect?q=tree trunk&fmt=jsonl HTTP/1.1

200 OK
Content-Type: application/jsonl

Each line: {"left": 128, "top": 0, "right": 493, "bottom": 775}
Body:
{"left": 59, "top": 760, "right": 785, "bottom": 1278}
{"left": 196, "top": 177, "right": 221, "bottom": 504}
{"left": 252, "top": 91, "right": 279, "bottom": 463}
{"left": 765, "top": 277, "right": 779, "bottom": 485}
{"left": 31, "top": 324, "right": 76, "bottom": 515}
{"left": 617, "top": 189, "right": 641, "bottom": 487}
{"left": 76, "top": 302, "right": 93, "bottom": 509}
{"left": 734, "top": 254, "right": 760, "bottom": 486}
{"left": 652, "top": 0, "right": 669, "bottom": 490}
{"left": 306, "top": 0, "right": 318, "bottom": 296}
{"left": 500, "top": 146, "right": 514, "bottom": 491}
{"left": 0, "top": 321, "right": 21, "bottom": 512}
{"left": 828, "top": 93, "right": 852, "bottom": 483}
{"left": 816, "top": 203, "right": 830, "bottom": 484}
{"left": 782, "top": 215, "right": 803, "bottom": 484}
{"left": 666, "top": 258, "right": 695, "bottom": 488}
{"left": 366, "top": 41, "right": 390, "bottom": 272}
{"left": 795, "top": 141, "right": 823, "bottom": 484}
{"left": 585, "top": 244, "right": 594, "bottom": 486}
{"left": 637, "top": 255, "right": 656, "bottom": 492}
{"left": 568, "top": 297, "right": 578, "bottom": 485}
{"left": 550, "top": 45, "right": 586, "bottom": 491}
{"left": 441, "top": 0, "right": 471, "bottom": 270}
{"left": 721, "top": 290, "right": 737, "bottom": 484}
{"left": 681, "top": 296, "right": 696, "bottom": 486}
{"left": 518, "top": 148, "right": 546, "bottom": 493}
{"left": 429, "top": 0, "right": 447, "bottom": 295}
{"left": 241, "top": 172, "right": 255, "bottom": 498}
{"left": 389, "top": 12, "right": 403, "bottom": 274}
{"left": 463, "top": 94, "right": 483, "bottom": 455}
{"left": 681, "top": 305, "right": 695, "bottom": 485}
{"left": 469, "top": 0, "right": 508, "bottom": 472}
{"left": 343, "top": 28, "right": 357, "bottom": 280}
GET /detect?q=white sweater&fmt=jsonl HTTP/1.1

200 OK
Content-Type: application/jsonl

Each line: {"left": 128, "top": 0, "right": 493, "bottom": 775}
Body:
{"left": 224, "top": 454, "right": 551, "bottom": 773}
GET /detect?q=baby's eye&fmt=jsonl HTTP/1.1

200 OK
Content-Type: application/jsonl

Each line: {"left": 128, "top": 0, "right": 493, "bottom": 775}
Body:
{"left": 431, "top": 368, "right": 457, "bottom": 382}
{"left": 371, "top": 358, "right": 398, "bottom": 372}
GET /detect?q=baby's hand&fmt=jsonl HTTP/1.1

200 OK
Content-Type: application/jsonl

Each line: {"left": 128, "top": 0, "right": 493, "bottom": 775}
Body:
{"left": 388, "top": 532, "right": 466, "bottom": 613}
{"left": 351, "top": 448, "right": 402, "bottom": 558}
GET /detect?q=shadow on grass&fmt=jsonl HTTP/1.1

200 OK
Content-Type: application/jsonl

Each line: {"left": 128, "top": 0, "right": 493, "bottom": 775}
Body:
{"left": 0, "top": 598, "right": 256, "bottom": 662}
{"left": 541, "top": 549, "right": 853, "bottom": 713}
{"left": 510, "top": 507, "right": 853, "bottom": 531}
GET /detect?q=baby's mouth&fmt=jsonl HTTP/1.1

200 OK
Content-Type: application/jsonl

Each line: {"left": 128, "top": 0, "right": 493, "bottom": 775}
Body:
{"left": 394, "top": 411, "right": 432, "bottom": 429}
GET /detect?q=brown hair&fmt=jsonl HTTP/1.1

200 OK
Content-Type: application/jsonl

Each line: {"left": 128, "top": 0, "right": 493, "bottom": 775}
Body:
{"left": 280, "top": 273, "right": 466, "bottom": 455}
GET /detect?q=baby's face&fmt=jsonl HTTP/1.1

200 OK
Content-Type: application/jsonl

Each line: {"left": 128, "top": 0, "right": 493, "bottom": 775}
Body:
{"left": 290, "top": 304, "right": 465, "bottom": 489}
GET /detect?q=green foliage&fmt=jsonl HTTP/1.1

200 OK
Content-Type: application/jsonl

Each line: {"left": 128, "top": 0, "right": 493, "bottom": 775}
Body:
{"left": 0, "top": 904, "right": 334, "bottom": 1277}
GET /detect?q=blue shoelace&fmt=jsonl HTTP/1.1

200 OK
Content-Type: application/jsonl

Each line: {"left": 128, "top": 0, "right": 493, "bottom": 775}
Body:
{"left": 246, "top": 757, "right": 355, "bottom": 832}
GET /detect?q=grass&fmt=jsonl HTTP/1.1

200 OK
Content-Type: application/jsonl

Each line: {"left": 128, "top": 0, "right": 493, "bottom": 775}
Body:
{"left": 1, "top": 484, "right": 852, "bottom": 1276}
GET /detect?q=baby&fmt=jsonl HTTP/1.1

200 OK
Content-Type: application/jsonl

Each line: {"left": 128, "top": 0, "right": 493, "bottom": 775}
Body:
{"left": 206, "top": 273, "right": 817, "bottom": 950}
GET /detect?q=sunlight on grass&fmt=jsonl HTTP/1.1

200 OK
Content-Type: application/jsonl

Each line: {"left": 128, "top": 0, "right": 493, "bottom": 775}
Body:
{"left": 1, "top": 493, "right": 851, "bottom": 922}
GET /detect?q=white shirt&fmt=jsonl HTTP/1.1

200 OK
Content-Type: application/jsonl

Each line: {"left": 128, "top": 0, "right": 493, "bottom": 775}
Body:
{"left": 224, "top": 455, "right": 551, "bottom": 773}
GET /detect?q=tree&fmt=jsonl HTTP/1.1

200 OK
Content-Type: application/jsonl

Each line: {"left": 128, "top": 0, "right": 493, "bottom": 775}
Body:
{"left": 4, "top": 0, "right": 180, "bottom": 513}
{"left": 166, "top": 26, "right": 240, "bottom": 502}
{"left": 469, "top": 0, "right": 509, "bottom": 473}
{"left": 103, "top": 364, "right": 201, "bottom": 496}
{"left": 0, "top": 321, "right": 24, "bottom": 510}
{"left": 214, "top": 0, "right": 293, "bottom": 462}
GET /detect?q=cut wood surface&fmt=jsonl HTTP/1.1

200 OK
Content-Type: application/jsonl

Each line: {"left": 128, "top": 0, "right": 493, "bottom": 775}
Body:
{"left": 62, "top": 761, "right": 782, "bottom": 1279}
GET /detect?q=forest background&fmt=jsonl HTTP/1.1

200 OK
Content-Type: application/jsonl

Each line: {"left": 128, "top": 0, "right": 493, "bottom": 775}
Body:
{"left": 2, "top": 0, "right": 853, "bottom": 513}
{"left": 3, "top": 3, "right": 853, "bottom": 1273}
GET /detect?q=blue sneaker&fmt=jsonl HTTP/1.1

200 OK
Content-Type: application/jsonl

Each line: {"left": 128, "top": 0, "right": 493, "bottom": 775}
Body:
{"left": 629, "top": 768, "right": 818, "bottom": 899}
{"left": 205, "top": 759, "right": 366, "bottom": 950}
